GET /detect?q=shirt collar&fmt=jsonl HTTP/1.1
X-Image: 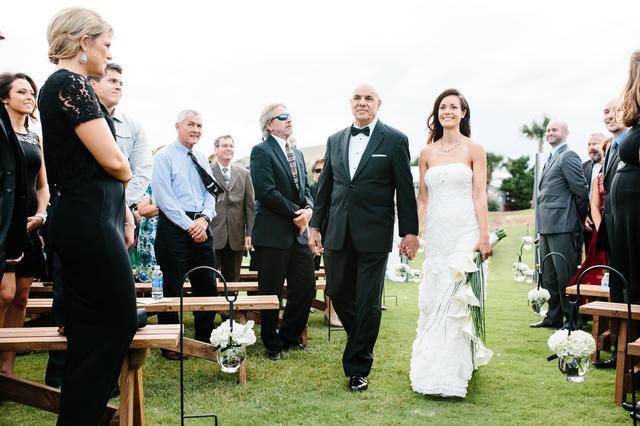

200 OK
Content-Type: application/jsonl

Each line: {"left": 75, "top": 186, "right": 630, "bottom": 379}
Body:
{"left": 272, "top": 134, "right": 288, "bottom": 150}
{"left": 352, "top": 117, "right": 378, "bottom": 132}
{"left": 551, "top": 142, "right": 566, "bottom": 157}
{"left": 111, "top": 108, "right": 124, "bottom": 123}
{"left": 174, "top": 140, "right": 190, "bottom": 154}
{"left": 614, "top": 128, "right": 629, "bottom": 146}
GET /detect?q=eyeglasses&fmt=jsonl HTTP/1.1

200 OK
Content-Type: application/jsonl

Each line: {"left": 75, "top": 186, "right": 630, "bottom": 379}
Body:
{"left": 271, "top": 114, "right": 290, "bottom": 122}
{"left": 313, "top": 168, "right": 323, "bottom": 173}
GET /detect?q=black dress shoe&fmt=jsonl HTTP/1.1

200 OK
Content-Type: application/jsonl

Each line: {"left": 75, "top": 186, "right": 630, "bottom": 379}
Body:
{"left": 283, "top": 343, "right": 312, "bottom": 352}
{"left": 593, "top": 356, "right": 617, "bottom": 369}
{"left": 265, "top": 350, "right": 281, "bottom": 361}
{"left": 529, "top": 320, "right": 560, "bottom": 328}
{"left": 622, "top": 402, "right": 640, "bottom": 412}
{"left": 348, "top": 376, "right": 368, "bottom": 392}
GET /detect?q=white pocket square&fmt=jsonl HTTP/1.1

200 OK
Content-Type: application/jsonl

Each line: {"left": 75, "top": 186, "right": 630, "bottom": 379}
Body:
{"left": 372, "top": 154, "right": 387, "bottom": 157}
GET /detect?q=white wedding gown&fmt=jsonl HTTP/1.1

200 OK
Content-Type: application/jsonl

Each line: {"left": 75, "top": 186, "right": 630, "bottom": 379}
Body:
{"left": 410, "top": 163, "right": 492, "bottom": 398}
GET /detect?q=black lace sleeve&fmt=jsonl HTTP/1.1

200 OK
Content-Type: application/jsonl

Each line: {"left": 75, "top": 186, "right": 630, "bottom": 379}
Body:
{"left": 58, "top": 73, "right": 103, "bottom": 126}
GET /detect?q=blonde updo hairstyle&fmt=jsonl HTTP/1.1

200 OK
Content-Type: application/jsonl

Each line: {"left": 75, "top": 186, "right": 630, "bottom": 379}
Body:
{"left": 47, "top": 7, "right": 112, "bottom": 65}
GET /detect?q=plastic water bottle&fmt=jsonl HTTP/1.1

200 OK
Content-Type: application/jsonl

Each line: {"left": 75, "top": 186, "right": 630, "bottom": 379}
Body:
{"left": 601, "top": 272, "right": 609, "bottom": 288}
{"left": 151, "top": 266, "right": 164, "bottom": 300}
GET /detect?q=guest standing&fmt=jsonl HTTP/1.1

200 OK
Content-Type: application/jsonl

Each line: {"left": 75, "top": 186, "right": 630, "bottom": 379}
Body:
{"left": 39, "top": 8, "right": 137, "bottom": 424}
{"left": 0, "top": 73, "right": 49, "bottom": 376}
{"left": 250, "top": 103, "right": 316, "bottom": 360}
{"left": 210, "top": 135, "right": 255, "bottom": 282}
{"left": 152, "top": 110, "right": 218, "bottom": 359}
{"left": 610, "top": 49, "right": 640, "bottom": 305}
{"left": 581, "top": 133, "right": 606, "bottom": 253}
{"left": 531, "top": 120, "right": 589, "bottom": 329}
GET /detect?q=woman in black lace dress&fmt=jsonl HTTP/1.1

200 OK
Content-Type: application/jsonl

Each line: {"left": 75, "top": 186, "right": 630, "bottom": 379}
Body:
{"left": 610, "top": 49, "right": 640, "bottom": 304}
{"left": 39, "top": 8, "right": 137, "bottom": 424}
{"left": 0, "top": 73, "right": 49, "bottom": 376}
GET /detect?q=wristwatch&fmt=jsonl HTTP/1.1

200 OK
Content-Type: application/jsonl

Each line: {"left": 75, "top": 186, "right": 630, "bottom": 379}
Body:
{"left": 195, "top": 213, "right": 211, "bottom": 224}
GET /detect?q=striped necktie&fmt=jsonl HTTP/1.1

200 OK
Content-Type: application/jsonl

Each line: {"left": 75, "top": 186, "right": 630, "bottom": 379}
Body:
{"left": 221, "top": 167, "right": 230, "bottom": 186}
{"left": 285, "top": 142, "right": 299, "bottom": 188}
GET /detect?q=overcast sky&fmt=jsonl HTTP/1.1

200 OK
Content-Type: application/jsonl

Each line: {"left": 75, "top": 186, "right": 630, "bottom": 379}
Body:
{"left": 2, "top": 0, "right": 639, "bottom": 162}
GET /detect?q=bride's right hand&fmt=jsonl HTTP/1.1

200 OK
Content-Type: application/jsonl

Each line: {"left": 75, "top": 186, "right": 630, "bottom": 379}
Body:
{"left": 475, "top": 237, "right": 492, "bottom": 261}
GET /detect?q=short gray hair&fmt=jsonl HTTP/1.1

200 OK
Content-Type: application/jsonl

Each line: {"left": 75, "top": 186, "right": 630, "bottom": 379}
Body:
{"left": 176, "top": 109, "right": 200, "bottom": 123}
{"left": 214, "top": 134, "right": 234, "bottom": 148}
{"left": 259, "top": 102, "right": 286, "bottom": 139}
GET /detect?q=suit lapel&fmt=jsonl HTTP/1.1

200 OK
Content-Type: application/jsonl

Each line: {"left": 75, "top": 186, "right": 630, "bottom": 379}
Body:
{"left": 294, "top": 149, "right": 305, "bottom": 199}
{"left": 267, "top": 136, "right": 298, "bottom": 192}
{"left": 340, "top": 128, "right": 350, "bottom": 178}
{"left": 540, "top": 144, "right": 567, "bottom": 183}
{"left": 352, "top": 121, "right": 386, "bottom": 181}
{"left": 604, "top": 145, "right": 620, "bottom": 179}
{"left": 228, "top": 164, "right": 240, "bottom": 190}
{"left": 212, "top": 162, "right": 226, "bottom": 188}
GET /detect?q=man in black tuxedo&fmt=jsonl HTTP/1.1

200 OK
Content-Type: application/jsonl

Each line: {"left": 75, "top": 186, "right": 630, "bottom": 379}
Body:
{"left": 309, "top": 84, "right": 419, "bottom": 392}
{"left": 0, "top": 85, "right": 27, "bottom": 280}
{"left": 250, "top": 103, "right": 316, "bottom": 361}
{"left": 594, "top": 98, "right": 630, "bottom": 369}
{"left": 581, "top": 133, "right": 605, "bottom": 254}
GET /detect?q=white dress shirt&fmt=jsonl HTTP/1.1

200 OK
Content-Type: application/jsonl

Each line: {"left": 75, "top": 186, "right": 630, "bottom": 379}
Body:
{"left": 348, "top": 118, "right": 378, "bottom": 179}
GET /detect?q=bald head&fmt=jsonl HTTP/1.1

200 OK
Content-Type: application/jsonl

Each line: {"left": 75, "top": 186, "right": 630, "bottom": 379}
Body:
{"left": 546, "top": 120, "right": 569, "bottom": 147}
{"left": 350, "top": 83, "right": 382, "bottom": 127}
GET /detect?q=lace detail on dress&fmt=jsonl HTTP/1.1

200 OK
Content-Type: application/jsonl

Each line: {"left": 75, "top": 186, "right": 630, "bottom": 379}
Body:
{"left": 58, "top": 72, "right": 103, "bottom": 126}
{"left": 410, "top": 163, "right": 492, "bottom": 398}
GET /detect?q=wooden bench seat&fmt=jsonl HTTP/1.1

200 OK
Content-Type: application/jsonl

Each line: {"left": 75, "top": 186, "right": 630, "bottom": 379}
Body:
{"left": 566, "top": 284, "right": 611, "bottom": 361}
{"left": 0, "top": 324, "right": 180, "bottom": 425}
{"left": 579, "top": 301, "right": 640, "bottom": 405}
{"left": 565, "top": 284, "right": 610, "bottom": 298}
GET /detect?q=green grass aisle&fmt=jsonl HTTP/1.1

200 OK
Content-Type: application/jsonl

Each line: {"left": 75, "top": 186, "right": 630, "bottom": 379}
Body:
{"left": 0, "top": 223, "right": 629, "bottom": 425}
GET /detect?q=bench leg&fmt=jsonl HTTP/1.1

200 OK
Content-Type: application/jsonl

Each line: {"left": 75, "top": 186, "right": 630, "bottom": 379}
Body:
{"left": 615, "top": 320, "right": 628, "bottom": 406}
{"left": 119, "top": 348, "right": 148, "bottom": 426}
{"left": 592, "top": 315, "right": 600, "bottom": 362}
{"left": 238, "top": 356, "right": 247, "bottom": 385}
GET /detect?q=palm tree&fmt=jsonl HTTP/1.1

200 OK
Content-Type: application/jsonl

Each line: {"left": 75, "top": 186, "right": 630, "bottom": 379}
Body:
{"left": 521, "top": 116, "right": 550, "bottom": 153}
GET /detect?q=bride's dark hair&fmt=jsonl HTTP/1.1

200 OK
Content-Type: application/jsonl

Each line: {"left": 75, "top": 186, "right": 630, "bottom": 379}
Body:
{"left": 426, "top": 88, "right": 471, "bottom": 144}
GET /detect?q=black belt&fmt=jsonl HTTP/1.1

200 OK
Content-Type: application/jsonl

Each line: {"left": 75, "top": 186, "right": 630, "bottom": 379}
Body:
{"left": 184, "top": 211, "right": 202, "bottom": 220}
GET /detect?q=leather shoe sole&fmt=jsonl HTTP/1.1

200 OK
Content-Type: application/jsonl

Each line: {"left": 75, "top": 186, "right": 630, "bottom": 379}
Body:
{"left": 529, "top": 321, "right": 562, "bottom": 328}
{"left": 593, "top": 358, "right": 617, "bottom": 369}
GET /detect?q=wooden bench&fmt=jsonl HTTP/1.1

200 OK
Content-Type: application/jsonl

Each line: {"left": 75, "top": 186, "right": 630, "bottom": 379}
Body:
{"left": 239, "top": 269, "right": 325, "bottom": 281}
{"left": 566, "top": 284, "right": 611, "bottom": 361}
{"left": 0, "top": 324, "right": 180, "bottom": 425}
{"left": 579, "top": 301, "right": 640, "bottom": 405}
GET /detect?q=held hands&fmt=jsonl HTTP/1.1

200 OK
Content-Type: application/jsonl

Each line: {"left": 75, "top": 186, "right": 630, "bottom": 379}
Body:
{"left": 308, "top": 228, "right": 324, "bottom": 256}
{"left": 188, "top": 217, "right": 209, "bottom": 243}
{"left": 475, "top": 235, "right": 492, "bottom": 261}
{"left": 244, "top": 236, "right": 254, "bottom": 252}
{"left": 584, "top": 216, "right": 593, "bottom": 232}
{"left": 399, "top": 234, "right": 419, "bottom": 260}
{"left": 26, "top": 216, "right": 45, "bottom": 232}
{"left": 293, "top": 208, "right": 312, "bottom": 235}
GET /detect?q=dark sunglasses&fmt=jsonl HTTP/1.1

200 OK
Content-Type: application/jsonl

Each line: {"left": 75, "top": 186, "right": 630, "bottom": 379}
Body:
{"left": 271, "top": 113, "right": 290, "bottom": 122}
{"left": 313, "top": 168, "right": 323, "bottom": 173}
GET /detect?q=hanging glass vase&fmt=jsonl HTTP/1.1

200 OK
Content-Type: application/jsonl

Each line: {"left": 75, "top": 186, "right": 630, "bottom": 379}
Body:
{"left": 217, "top": 341, "right": 246, "bottom": 373}
{"left": 558, "top": 355, "right": 590, "bottom": 383}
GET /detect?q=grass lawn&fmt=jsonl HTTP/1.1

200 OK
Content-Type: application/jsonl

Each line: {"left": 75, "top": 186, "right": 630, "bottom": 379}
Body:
{"left": 0, "top": 213, "right": 630, "bottom": 425}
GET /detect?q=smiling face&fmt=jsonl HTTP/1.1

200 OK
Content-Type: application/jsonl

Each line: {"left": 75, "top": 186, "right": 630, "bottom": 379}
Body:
{"left": 266, "top": 105, "right": 293, "bottom": 140}
{"left": 91, "top": 68, "right": 122, "bottom": 110}
{"left": 175, "top": 112, "right": 203, "bottom": 149}
{"left": 350, "top": 84, "right": 381, "bottom": 127}
{"left": 81, "top": 32, "right": 113, "bottom": 77}
{"left": 4, "top": 78, "right": 36, "bottom": 118}
{"left": 603, "top": 99, "right": 625, "bottom": 134}
{"left": 438, "top": 95, "right": 466, "bottom": 130}
{"left": 215, "top": 136, "right": 235, "bottom": 164}
{"left": 587, "top": 134, "right": 604, "bottom": 162}
{"left": 545, "top": 121, "right": 569, "bottom": 147}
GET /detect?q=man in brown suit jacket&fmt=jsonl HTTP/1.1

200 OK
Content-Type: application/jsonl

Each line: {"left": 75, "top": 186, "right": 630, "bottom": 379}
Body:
{"left": 210, "top": 135, "right": 255, "bottom": 282}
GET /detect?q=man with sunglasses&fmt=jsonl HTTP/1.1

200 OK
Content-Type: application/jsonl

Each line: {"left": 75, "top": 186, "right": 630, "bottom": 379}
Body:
{"left": 250, "top": 104, "right": 316, "bottom": 361}
{"left": 308, "top": 83, "right": 419, "bottom": 392}
{"left": 309, "top": 158, "right": 324, "bottom": 200}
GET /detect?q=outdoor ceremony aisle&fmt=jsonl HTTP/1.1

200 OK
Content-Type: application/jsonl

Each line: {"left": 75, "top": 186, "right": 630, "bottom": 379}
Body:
{"left": 1, "top": 213, "right": 628, "bottom": 424}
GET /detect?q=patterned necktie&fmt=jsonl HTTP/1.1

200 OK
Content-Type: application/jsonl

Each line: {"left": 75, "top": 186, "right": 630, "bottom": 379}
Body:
{"left": 221, "top": 167, "right": 230, "bottom": 186}
{"left": 285, "top": 142, "right": 300, "bottom": 188}
{"left": 187, "top": 150, "right": 225, "bottom": 199}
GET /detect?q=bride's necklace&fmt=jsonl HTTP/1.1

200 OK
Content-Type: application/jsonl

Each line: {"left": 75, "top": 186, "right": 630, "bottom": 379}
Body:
{"left": 439, "top": 139, "right": 462, "bottom": 154}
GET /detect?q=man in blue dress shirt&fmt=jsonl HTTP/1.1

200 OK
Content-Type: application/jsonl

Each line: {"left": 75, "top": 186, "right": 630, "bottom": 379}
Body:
{"left": 152, "top": 109, "right": 217, "bottom": 359}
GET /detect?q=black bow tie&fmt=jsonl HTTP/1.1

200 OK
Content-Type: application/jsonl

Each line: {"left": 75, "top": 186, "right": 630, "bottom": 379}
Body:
{"left": 351, "top": 126, "right": 370, "bottom": 137}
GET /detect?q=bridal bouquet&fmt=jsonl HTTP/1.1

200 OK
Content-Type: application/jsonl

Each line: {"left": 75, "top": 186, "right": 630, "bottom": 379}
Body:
{"left": 210, "top": 320, "right": 257, "bottom": 373}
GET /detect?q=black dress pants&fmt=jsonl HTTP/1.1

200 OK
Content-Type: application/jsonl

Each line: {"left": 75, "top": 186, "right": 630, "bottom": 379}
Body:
{"left": 215, "top": 241, "right": 243, "bottom": 283}
{"left": 254, "top": 244, "right": 315, "bottom": 352}
{"left": 324, "top": 229, "right": 388, "bottom": 377}
{"left": 155, "top": 213, "right": 217, "bottom": 342}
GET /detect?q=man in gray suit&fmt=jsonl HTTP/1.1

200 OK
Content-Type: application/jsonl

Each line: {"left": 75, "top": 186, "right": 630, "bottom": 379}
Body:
{"left": 210, "top": 135, "right": 255, "bottom": 282}
{"left": 531, "top": 120, "right": 589, "bottom": 329}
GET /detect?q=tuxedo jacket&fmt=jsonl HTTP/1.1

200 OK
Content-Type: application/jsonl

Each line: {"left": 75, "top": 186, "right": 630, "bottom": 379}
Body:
{"left": 310, "top": 120, "right": 418, "bottom": 253}
{"left": 210, "top": 163, "right": 255, "bottom": 251}
{"left": 250, "top": 135, "right": 313, "bottom": 249}
{"left": 0, "top": 104, "right": 27, "bottom": 265}
{"left": 582, "top": 160, "right": 595, "bottom": 191}
{"left": 536, "top": 143, "right": 589, "bottom": 234}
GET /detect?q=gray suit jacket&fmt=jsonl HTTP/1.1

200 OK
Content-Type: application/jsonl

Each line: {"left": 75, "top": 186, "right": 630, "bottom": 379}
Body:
{"left": 536, "top": 143, "right": 589, "bottom": 234}
{"left": 210, "top": 163, "right": 255, "bottom": 251}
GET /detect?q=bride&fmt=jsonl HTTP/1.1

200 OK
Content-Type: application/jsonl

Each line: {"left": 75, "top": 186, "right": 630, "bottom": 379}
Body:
{"left": 410, "top": 88, "right": 493, "bottom": 398}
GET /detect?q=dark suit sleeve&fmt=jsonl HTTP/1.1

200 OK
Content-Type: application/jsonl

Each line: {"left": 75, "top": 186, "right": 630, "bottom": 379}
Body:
{"left": 310, "top": 137, "right": 333, "bottom": 230}
{"left": 250, "top": 144, "right": 299, "bottom": 218}
{"left": 298, "top": 151, "right": 314, "bottom": 210}
{"left": 561, "top": 151, "right": 589, "bottom": 222}
{"left": 244, "top": 169, "right": 255, "bottom": 236}
{"left": 391, "top": 135, "right": 419, "bottom": 237}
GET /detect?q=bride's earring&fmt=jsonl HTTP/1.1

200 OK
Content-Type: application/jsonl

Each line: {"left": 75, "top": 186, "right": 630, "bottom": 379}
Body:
{"left": 79, "top": 52, "right": 88, "bottom": 64}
